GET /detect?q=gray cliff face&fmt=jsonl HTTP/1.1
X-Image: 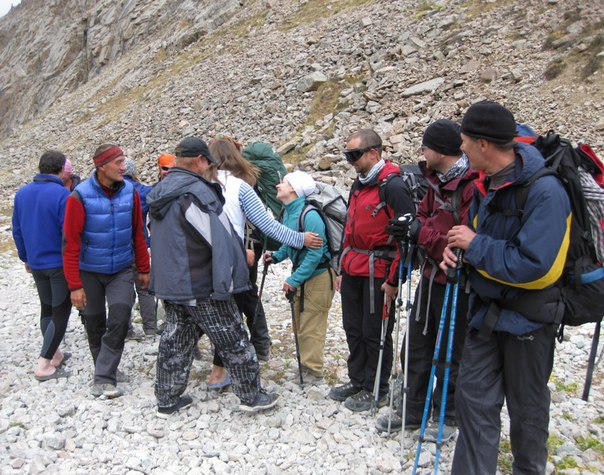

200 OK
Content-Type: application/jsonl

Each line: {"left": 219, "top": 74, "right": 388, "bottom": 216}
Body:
{"left": 0, "top": 0, "right": 243, "bottom": 137}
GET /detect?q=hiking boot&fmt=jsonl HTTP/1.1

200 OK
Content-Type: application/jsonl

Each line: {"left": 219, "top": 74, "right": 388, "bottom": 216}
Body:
{"left": 157, "top": 395, "right": 193, "bottom": 418}
{"left": 90, "top": 383, "right": 103, "bottom": 397}
{"left": 423, "top": 424, "right": 458, "bottom": 443}
{"left": 144, "top": 328, "right": 157, "bottom": 337}
{"left": 125, "top": 329, "right": 143, "bottom": 341}
{"left": 256, "top": 350, "right": 270, "bottom": 362}
{"left": 328, "top": 382, "right": 362, "bottom": 402}
{"left": 239, "top": 391, "right": 279, "bottom": 413}
{"left": 343, "top": 389, "right": 387, "bottom": 412}
{"left": 375, "top": 411, "right": 421, "bottom": 434}
{"left": 116, "top": 369, "right": 129, "bottom": 383}
{"left": 91, "top": 383, "right": 123, "bottom": 399}
{"left": 300, "top": 369, "right": 324, "bottom": 386}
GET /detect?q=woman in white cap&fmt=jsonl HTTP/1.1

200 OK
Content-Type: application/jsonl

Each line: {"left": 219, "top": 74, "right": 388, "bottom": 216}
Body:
{"left": 263, "top": 170, "right": 335, "bottom": 384}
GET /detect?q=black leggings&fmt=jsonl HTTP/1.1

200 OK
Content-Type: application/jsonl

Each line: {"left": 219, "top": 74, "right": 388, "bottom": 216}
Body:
{"left": 31, "top": 268, "right": 72, "bottom": 360}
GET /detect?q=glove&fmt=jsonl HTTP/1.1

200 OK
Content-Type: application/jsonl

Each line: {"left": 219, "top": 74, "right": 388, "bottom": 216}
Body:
{"left": 385, "top": 216, "right": 412, "bottom": 242}
{"left": 408, "top": 219, "right": 421, "bottom": 243}
{"left": 385, "top": 216, "right": 421, "bottom": 243}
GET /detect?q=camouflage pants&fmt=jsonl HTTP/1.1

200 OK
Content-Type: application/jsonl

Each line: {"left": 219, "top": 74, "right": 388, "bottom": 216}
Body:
{"left": 155, "top": 298, "right": 261, "bottom": 407}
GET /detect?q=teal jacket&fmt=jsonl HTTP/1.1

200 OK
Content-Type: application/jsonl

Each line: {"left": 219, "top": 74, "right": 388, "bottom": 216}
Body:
{"left": 272, "top": 197, "right": 331, "bottom": 288}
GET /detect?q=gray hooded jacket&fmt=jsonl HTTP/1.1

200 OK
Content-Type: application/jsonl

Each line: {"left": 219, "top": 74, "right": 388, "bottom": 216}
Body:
{"left": 147, "top": 167, "right": 250, "bottom": 302}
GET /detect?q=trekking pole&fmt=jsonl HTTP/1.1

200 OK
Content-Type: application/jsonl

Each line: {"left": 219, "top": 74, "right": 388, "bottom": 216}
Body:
{"left": 393, "top": 214, "right": 416, "bottom": 444}
{"left": 582, "top": 320, "right": 601, "bottom": 401}
{"left": 399, "top": 241, "right": 415, "bottom": 449}
{"left": 412, "top": 248, "right": 461, "bottom": 475}
{"left": 433, "top": 250, "right": 464, "bottom": 474}
{"left": 372, "top": 295, "right": 391, "bottom": 414}
{"left": 286, "top": 289, "right": 303, "bottom": 386}
{"left": 387, "top": 238, "right": 409, "bottom": 434}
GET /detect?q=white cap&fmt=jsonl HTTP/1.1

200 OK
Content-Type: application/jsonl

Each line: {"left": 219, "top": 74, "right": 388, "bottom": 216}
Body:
{"left": 284, "top": 170, "right": 316, "bottom": 198}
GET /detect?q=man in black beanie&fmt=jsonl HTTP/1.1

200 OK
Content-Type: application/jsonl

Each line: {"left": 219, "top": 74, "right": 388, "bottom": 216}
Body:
{"left": 376, "top": 119, "right": 477, "bottom": 442}
{"left": 441, "top": 101, "right": 571, "bottom": 474}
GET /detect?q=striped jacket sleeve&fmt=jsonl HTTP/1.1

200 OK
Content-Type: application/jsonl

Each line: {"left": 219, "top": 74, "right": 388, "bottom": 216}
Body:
{"left": 239, "top": 182, "right": 305, "bottom": 249}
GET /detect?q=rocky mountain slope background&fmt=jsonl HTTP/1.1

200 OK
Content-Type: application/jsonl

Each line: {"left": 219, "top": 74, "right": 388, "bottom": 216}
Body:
{"left": 0, "top": 0, "right": 603, "bottom": 198}
{"left": 0, "top": 0, "right": 603, "bottom": 473}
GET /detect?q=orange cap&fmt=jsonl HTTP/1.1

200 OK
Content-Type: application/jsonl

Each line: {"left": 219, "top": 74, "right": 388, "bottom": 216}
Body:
{"left": 158, "top": 153, "right": 176, "bottom": 168}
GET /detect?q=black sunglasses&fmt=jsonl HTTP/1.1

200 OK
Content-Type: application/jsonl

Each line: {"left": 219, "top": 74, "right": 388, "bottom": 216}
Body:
{"left": 343, "top": 145, "right": 380, "bottom": 163}
{"left": 160, "top": 166, "right": 172, "bottom": 171}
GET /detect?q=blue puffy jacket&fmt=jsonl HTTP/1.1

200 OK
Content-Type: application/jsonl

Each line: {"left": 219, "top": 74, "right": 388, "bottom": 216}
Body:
{"left": 75, "top": 173, "right": 135, "bottom": 274}
{"left": 125, "top": 176, "right": 152, "bottom": 246}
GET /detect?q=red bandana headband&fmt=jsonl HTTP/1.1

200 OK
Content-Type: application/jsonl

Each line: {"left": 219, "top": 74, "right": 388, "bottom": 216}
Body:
{"left": 93, "top": 146, "right": 124, "bottom": 167}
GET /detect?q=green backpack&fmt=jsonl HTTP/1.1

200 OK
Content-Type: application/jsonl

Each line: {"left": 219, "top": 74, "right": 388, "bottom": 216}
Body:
{"left": 242, "top": 142, "right": 287, "bottom": 251}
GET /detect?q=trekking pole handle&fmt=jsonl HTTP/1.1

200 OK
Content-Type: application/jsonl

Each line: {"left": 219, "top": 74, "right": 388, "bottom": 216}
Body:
{"left": 446, "top": 248, "right": 464, "bottom": 282}
{"left": 285, "top": 289, "right": 296, "bottom": 302}
{"left": 397, "top": 213, "right": 414, "bottom": 225}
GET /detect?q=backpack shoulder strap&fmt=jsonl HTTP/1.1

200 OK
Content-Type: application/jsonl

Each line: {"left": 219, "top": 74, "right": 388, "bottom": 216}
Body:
{"left": 298, "top": 203, "right": 318, "bottom": 232}
{"left": 488, "top": 167, "right": 556, "bottom": 218}
{"left": 450, "top": 185, "right": 465, "bottom": 225}
{"left": 514, "top": 167, "right": 557, "bottom": 216}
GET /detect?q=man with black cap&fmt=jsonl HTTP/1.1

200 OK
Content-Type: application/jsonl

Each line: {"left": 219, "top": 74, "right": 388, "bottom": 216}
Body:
{"left": 375, "top": 119, "right": 478, "bottom": 440}
{"left": 147, "top": 136, "right": 279, "bottom": 416}
{"left": 63, "top": 144, "right": 150, "bottom": 398}
{"left": 441, "top": 101, "right": 571, "bottom": 474}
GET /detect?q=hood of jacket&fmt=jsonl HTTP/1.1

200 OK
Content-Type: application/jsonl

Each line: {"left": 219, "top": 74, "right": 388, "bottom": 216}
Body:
{"left": 147, "top": 167, "right": 224, "bottom": 220}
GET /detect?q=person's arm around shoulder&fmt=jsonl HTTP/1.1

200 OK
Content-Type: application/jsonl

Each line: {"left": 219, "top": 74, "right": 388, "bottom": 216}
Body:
{"left": 239, "top": 182, "right": 322, "bottom": 249}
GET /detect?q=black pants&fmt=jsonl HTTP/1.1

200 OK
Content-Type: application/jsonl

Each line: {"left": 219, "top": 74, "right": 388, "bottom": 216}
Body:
{"left": 31, "top": 267, "right": 72, "bottom": 360}
{"left": 451, "top": 324, "right": 556, "bottom": 475}
{"left": 340, "top": 271, "right": 394, "bottom": 395}
{"left": 212, "top": 248, "right": 270, "bottom": 367}
{"left": 402, "top": 277, "right": 468, "bottom": 425}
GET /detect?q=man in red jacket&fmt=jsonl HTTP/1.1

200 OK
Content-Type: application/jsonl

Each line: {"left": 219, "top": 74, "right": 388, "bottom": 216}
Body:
{"left": 328, "top": 128, "right": 414, "bottom": 412}
{"left": 63, "top": 144, "right": 150, "bottom": 399}
{"left": 376, "top": 119, "right": 477, "bottom": 440}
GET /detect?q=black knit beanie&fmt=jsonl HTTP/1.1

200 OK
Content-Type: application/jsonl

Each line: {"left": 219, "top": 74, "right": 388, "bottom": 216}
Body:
{"left": 460, "top": 100, "right": 516, "bottom": 144}
{"left": 422, "top": 119, "right": 462, "bottom": 156}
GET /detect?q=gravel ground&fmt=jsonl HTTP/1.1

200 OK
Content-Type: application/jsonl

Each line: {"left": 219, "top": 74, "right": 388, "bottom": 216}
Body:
{"left": 0, "top": 249, "right": 603, "bottom": 474}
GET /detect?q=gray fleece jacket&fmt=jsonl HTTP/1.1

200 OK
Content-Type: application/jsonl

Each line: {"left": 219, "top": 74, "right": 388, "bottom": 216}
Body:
{"left": 147, "top": 167, "right": 250, "bottom": 302}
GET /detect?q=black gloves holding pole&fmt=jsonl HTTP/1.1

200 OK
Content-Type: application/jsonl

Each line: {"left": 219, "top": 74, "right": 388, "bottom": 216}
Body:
{"left": 385, "top": 213, "right": 421, "bottom": 243}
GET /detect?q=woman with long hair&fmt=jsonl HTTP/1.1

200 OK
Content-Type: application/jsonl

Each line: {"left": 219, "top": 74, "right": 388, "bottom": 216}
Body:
{"left": 203, "top": 137, "right": 322, "bottom": 388}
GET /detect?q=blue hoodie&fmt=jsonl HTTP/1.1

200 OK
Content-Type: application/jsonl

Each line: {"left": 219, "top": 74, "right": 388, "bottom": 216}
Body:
{"left": 12, "top": 174, "right": 70, "bottom": 270}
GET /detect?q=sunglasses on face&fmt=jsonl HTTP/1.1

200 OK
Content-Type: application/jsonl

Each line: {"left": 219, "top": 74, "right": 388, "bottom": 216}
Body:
{"left": 342, "top": 145, "right": 379, "bottom": 163}
{"left": 160, "top": 166, "right": 171, "bottom": 171}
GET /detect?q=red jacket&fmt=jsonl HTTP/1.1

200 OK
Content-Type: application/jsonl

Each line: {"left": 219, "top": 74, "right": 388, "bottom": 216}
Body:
{"left": 416, "top": 163, "right": 478, "bottom": 285}
{"left": 341, "top": 161, "right": 414, "bottom": 282}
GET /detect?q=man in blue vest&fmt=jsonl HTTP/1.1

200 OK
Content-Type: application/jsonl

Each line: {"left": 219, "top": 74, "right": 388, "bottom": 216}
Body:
{"left": 63, "top": 144, "right": 150, "bottom": 399}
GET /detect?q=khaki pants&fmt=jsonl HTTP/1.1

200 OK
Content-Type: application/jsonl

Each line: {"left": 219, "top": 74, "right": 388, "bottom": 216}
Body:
{"left": 293, "top": 268, "right": 335, "bottom": 376}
